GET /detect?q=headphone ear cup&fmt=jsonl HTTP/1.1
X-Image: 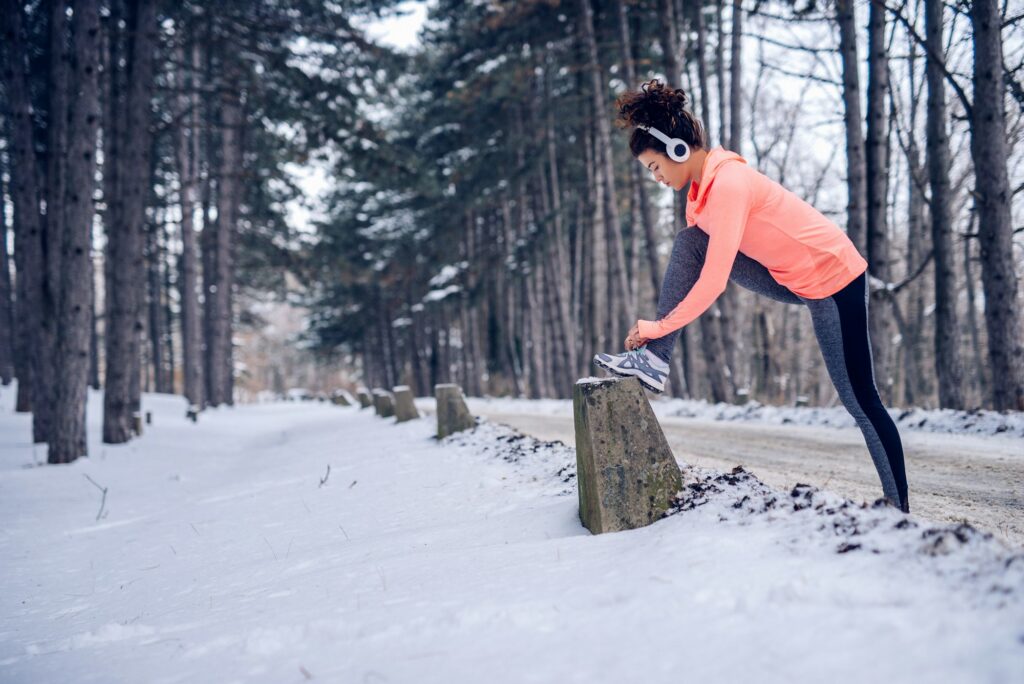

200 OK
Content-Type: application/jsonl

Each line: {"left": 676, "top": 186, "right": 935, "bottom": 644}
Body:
{"left": 669, "top": 140, "right": 690, "bottom": 163}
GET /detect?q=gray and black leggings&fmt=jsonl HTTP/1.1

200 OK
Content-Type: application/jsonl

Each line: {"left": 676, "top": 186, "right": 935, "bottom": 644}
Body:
{"left": 646, "top": 227, "right": 909, "bottom": 513}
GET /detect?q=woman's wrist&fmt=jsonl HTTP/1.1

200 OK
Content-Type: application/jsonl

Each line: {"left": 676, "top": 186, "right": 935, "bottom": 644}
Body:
{"left": 636, "top": 319, "right": 664, "bottom": 340}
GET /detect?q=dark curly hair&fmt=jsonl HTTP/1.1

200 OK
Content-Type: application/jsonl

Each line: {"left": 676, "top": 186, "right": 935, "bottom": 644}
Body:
{"left": 615, "top": 79, "right": 706, "bottom": 158}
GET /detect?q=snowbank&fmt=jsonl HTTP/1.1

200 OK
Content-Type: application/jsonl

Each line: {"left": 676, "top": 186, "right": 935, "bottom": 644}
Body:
{"left": 0, "top": 385, "right": 1020, "bottom": 683}
{"left": 451, "top": 394, "right": 1024, "bottom": 439}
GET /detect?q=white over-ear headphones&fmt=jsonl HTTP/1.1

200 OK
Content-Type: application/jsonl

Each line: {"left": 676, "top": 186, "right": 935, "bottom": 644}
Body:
{"left": 637, "top": 124, "right": 691, "bottom": 163}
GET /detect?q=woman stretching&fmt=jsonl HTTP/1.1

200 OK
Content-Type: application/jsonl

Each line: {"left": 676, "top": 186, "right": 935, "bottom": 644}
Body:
{"left": 593, "top": 80, "right": 909, "bottom": 514}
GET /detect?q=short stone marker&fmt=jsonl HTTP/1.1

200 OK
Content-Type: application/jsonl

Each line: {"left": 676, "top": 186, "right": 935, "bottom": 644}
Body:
{"left": 372, "top": 389, "right": 395, "bottom": 418}
{"left": 357, "top": 389, "right": 373, "bottom": 409}
{"left": 331, "top": 390, "right": 352, "bottom": 406}
{"left": 573, "top": 376, "right": 683, "bottom": 534}
{"left": 434, "top": 383, "right": 475, "bottom": 438}
{"left": 392, "top": 386, "right": 420, "bottom": 422}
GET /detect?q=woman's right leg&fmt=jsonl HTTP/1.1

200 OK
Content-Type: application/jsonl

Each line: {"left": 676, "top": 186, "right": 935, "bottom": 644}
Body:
{"left": 645, "top": 227, "right": 804, "bottom": 364}
{"left": 801, "top": 274, "right": 909, "bottom": 512}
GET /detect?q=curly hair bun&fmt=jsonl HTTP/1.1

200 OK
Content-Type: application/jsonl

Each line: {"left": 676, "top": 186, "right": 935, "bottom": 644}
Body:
{"left": 615, "top": 79, "right": 689, "bottom": 129}
{"left": 615, "top": 79, "right": 705, "bottom": 156}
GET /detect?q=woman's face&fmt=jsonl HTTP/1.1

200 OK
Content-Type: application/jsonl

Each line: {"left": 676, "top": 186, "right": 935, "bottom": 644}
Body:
{"left": 637, "top": 149, "right": 689, "bottom": 191}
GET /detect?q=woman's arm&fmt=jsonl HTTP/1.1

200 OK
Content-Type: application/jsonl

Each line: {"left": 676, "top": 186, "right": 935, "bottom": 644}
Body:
{"left": 636, "top": 165, "right": 753, "bottom": 340}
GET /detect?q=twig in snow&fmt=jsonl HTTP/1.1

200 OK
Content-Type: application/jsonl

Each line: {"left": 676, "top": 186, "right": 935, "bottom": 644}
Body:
{"left": 299, "top": 665, "right": 313, "bottom": 680}
{"left": 349, "top": 479, "right": 357, "bottom": 488}
{"left": 83, "top": 474, "right": 108, "bottom": 521}
{"left": 338, "top": 525, "right": 349, "bottom": 540}
{"left": 264, "top": 537, "right": 278, "bottom": 560}
{"left": 319, "top": 464, "right": 331, "bottom": 488}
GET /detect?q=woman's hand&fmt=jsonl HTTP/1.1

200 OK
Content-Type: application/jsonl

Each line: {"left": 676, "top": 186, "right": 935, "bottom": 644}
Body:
{"left": 624, "top": 322, "right": 647, "bottom": 351}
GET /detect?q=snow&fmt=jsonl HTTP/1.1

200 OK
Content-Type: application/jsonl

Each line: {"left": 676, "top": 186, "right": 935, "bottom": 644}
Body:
{"left": 0, "top": 384, "right": 1021, "bottom": 682}
{"left": 422, "top": 284, "right": 461, "bottom": 302}
{"left": 454, "top": 395, "right": 1024, "bottom": 440}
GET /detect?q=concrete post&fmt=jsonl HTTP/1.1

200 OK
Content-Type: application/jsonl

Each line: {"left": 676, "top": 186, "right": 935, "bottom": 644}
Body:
{"left": 573, "top": 377, "right": 683, "bottom": 534}
{"left": 392, "top": 386, "right": 420, "bottom": 422}
{"left": 372, "top": 389, "right": 395, "bottom": 418}
{"left": 357, "top": 389, "right": 373, "bottom": 409}
{"left": 434, "top": 383, "right": 475, "bottom": 438}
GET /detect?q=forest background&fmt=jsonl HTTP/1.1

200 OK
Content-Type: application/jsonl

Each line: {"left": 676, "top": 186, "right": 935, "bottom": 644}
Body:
{"left": 1, "top": 0, "right": 1021, "bottom": 464}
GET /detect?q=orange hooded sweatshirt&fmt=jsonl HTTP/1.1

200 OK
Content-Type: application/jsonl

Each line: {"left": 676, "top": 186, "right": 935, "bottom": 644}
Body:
{"left": 636, "top": 147, "right": 868, "bottom": 341}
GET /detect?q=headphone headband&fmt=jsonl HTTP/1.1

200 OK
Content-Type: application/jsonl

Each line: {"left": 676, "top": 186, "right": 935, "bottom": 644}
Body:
{"left": 636, "top": 124, "right": 690, "bottom": 163}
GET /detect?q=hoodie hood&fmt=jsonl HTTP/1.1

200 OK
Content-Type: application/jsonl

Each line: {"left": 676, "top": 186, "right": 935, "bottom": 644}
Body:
{"left": 686, "top": 146, "right": 748, "bottom": 223}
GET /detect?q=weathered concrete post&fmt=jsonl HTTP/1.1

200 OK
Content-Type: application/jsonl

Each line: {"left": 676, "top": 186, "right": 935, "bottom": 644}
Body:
{"left": 434, "top": 383, "right": 475, "bottom": 438}
{"left": 573, "top": 377, "right": 683, "bottom": 534}
{"left": 392, "top": 386, "right": 420, "bottom": 422}
{"left": 357, "top": 389, "right": 373, "bottom": 409}
{"left": 372, "top": 389, "right": 395, "bottom": 418}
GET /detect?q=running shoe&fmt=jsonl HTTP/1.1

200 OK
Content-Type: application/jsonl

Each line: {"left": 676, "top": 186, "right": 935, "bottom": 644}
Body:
{"left": 592, "top": 346, "right": 670, "bottom": 393}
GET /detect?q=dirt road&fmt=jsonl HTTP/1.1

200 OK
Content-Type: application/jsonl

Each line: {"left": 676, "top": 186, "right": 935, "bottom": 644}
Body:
{"left": 469, "top": 407, "right": 1024, "bottom": 549}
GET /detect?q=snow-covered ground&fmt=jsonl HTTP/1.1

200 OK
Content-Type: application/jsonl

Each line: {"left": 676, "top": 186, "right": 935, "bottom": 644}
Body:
{"left": 453, "top": 394, "right": 1024, "bottom": 440}
{"left": 1, "top": 384, "right": 1022, "bottom": 683}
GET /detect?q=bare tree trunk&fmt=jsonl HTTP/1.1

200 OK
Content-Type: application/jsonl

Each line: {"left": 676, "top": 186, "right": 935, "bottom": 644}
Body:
{"left": 924, "top": 0, "right": 965, "bottom": 409}
{"left": 658, "top": 0, "right": 686, "bottom": 241}
{"left": 968, "top": 0, "right": 1024, "bottom": 410}
{"left": 835, "top": 0, "right": 868, "bottom": 255}
{"left": 616, "top": 0, "right": 662, "bottom": 314}
{"left": 963, "top": 212, "right": 987, "bottom": 403}
{"left": 700, "top": 0, "right": 739, "bottom": 400}
{"left": 902, "top": 113, "right": 930, "bottom": 408}
{"left": 208, "top": 60, "right": 244, "bottom": 407}
{"left": 103, "top": 0, "right": 156, "bottom": 443}
{"left": 579, "top": 0, "right": 631, "bottom": 342}
{"left": 534, "top": 107, "right": 573, "bottom": 394}
{"left": 89, "top": 284, "right": 100, "bottom": 390}
{"left": 693, "top": 0, "right": 712, "bottom": 145}
{"left": 498, "top": 199, "right": 523, "bottom": 395}
{"left": 542, "top": 61, "right": 577, "bottom": 389}
{"left": 729, "top": 0, "right": 743, "bottom": 152}
{"left": 2, "top": 0, "right": 45, "bottom": 415}
{"left": 0, "top": 168, "right": 14, "bottom": 384}
{"left": 172, "top": 40, "right": 205, "bottom": 408}
{"left": 865, "top": 0, "right": 894, "bottom": 404}
{"left": 715, "top": 0, "right": 726, "bottom": 146}
{"left": 161, "top": 216, "right": 175, "bottom": 394}
{"left": 146, "top": 211, "right": 167, "bottom": 392}
{"left": 582, "top": 119, "right": 607, "bottom": 358}
{"left": 50, "top": 0, "right": 101, "bottom": 463}
{"left": 38, "top": 0, "right": 73, "bottom": 443}
{"left": 99, "top": 0, "right": 120, "bottom": 392}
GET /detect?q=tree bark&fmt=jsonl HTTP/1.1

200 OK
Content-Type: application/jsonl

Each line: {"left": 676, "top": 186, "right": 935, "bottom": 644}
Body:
{"left": 146, "top": 210, "right": 167, "bottom": 393}
{"left": 924, "top": 0, "right": 965, "bottom": 408}
{"left": 963, "top": 212, "right": 987, "bottom": 403}
{"left": 103, "top": 0, "right": 156, "bottom": 443}
{"left": 207, "top": 59, "right": 244, "bottom": 407}
{"left": 0, "top": 166, "right": 14, "bottom": 384}
{"left": 715, "top": 0, "right": 727, "bottom": 146}
{"left": 38, "top": 0, "right": 73, "bottom": 444}
{"left": 50, "top": 0, "right": 101, "bottom": 463}
{"left": 835, "top": 0, "right": 868, "bottom": 255}
{"left": 729, "top": 0, "right": 743, "bottom": 152}
{"left": 579, "top": 0, "right": 632, "bottom": 342}
{"left": 1, "top": 0, "right": 45, "bottom": 415}
{"left": 865, "top": 0, "right": 894, "bottom": 404}
{"left": 968, "top": 0, "right": 1024, "bottom": 410}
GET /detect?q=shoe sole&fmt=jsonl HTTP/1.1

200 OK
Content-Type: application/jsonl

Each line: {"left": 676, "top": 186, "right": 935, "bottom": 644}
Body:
{"left": 592, "top": 356, "right": 665, "bottom": 394}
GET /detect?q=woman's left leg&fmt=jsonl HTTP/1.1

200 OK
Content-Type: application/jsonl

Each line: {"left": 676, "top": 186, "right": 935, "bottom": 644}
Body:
{"left": 802, "top": 272, "right": 910, "bottom": 512}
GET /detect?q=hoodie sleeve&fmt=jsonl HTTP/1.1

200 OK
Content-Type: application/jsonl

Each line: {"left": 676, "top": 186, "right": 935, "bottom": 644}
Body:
{"left": 637, "top": 164, "right": 752, "bottom": 340}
